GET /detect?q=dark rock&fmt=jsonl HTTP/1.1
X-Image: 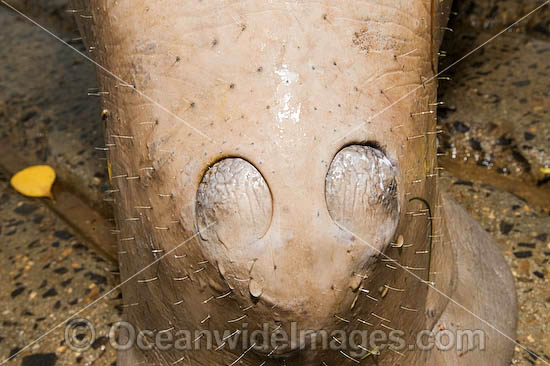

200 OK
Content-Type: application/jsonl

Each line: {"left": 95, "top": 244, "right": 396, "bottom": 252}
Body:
{"left": 27, "top": 240, "right": 40, "bottom": 249}
{"left": 512, "top": 80, "right": 531, "bottom": 87}
{"left": 84, "top": 272, "right": 107, "bottom": 285}
{"left": 42, "top": 288, "right": 58, "bottom": 298}
{"left": 11, "top": 287, "right": 25, "bottom": 298}
{"left": 72, "top": 243, "right": 88, "bottom": 250}
{"left": 54, "top": 230, "right": 73, "bottom": 240}
{"left": 8, "top": 347, "right": 21, "bottom": 360}
{"left": 470, "top": 138, "right": 483, "bottom": 151}
{"left": 32, "top": 215, "right": 43, "bottom": 224}
{"left": 21, "top": 353, "right": 57, "bottom": 366}
{"left": 60, "top": 278, "right": 72, "bottom": 287}
{"left": 454, "top": 179, "right": 474, "bottom": 186}
{"left": 499, "top": 220, "right": 514, "bottom": 235}
{"left": 20, "top": 111, "right": 37, "bottom": 122}
{"left": 511, "top": 149, "right": 531, "bottom": 171}
{"left": 91, "top": 336, "right": 109, "bottom": 349}
{"left": 513, "top": 251, "right": 532, "bottom": 258}
{"left": 14, "top": 203, "right": 38, "bottom": 215}
{"left": 53, "top": 267, "right": 68, "bottom": 274}
{"left": 453, "top": 120, "right": 470, "bottom": 133}
{"left": 495, "top": 135, "right": 513, "bottom": 146}
{"left": 524, "top": 132, "right": 536, "bottom": 141}
{"left": 535, "top": 233, "right": 548, "bottom": 242}
{"left": 471, "top": 61, "right": 485, "bottom": 68}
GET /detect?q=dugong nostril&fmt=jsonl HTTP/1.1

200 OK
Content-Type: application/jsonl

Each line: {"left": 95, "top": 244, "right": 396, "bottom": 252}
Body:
{"left": 196, "top": 158, "right": 272, "bottom": 250}
{"left": 325, "top": 144, "right": 399, "bottom": 254}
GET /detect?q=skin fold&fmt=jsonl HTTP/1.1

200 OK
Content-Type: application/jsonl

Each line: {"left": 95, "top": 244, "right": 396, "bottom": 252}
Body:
{"left": 71, "top": 0, "right": 517, "bottom": 365}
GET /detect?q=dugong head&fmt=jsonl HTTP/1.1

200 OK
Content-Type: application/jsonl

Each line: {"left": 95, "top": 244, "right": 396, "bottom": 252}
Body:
{"left": 91, "top": 0, "right": 449, "bottom": 364}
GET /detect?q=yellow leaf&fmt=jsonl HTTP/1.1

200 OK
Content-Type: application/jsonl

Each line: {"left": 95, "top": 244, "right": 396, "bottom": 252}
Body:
{"left": 10, "top": 165, "right": 56, "bottom": 198}
{"left": 541, "top": 167, "right": 550, "bottom": 175}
